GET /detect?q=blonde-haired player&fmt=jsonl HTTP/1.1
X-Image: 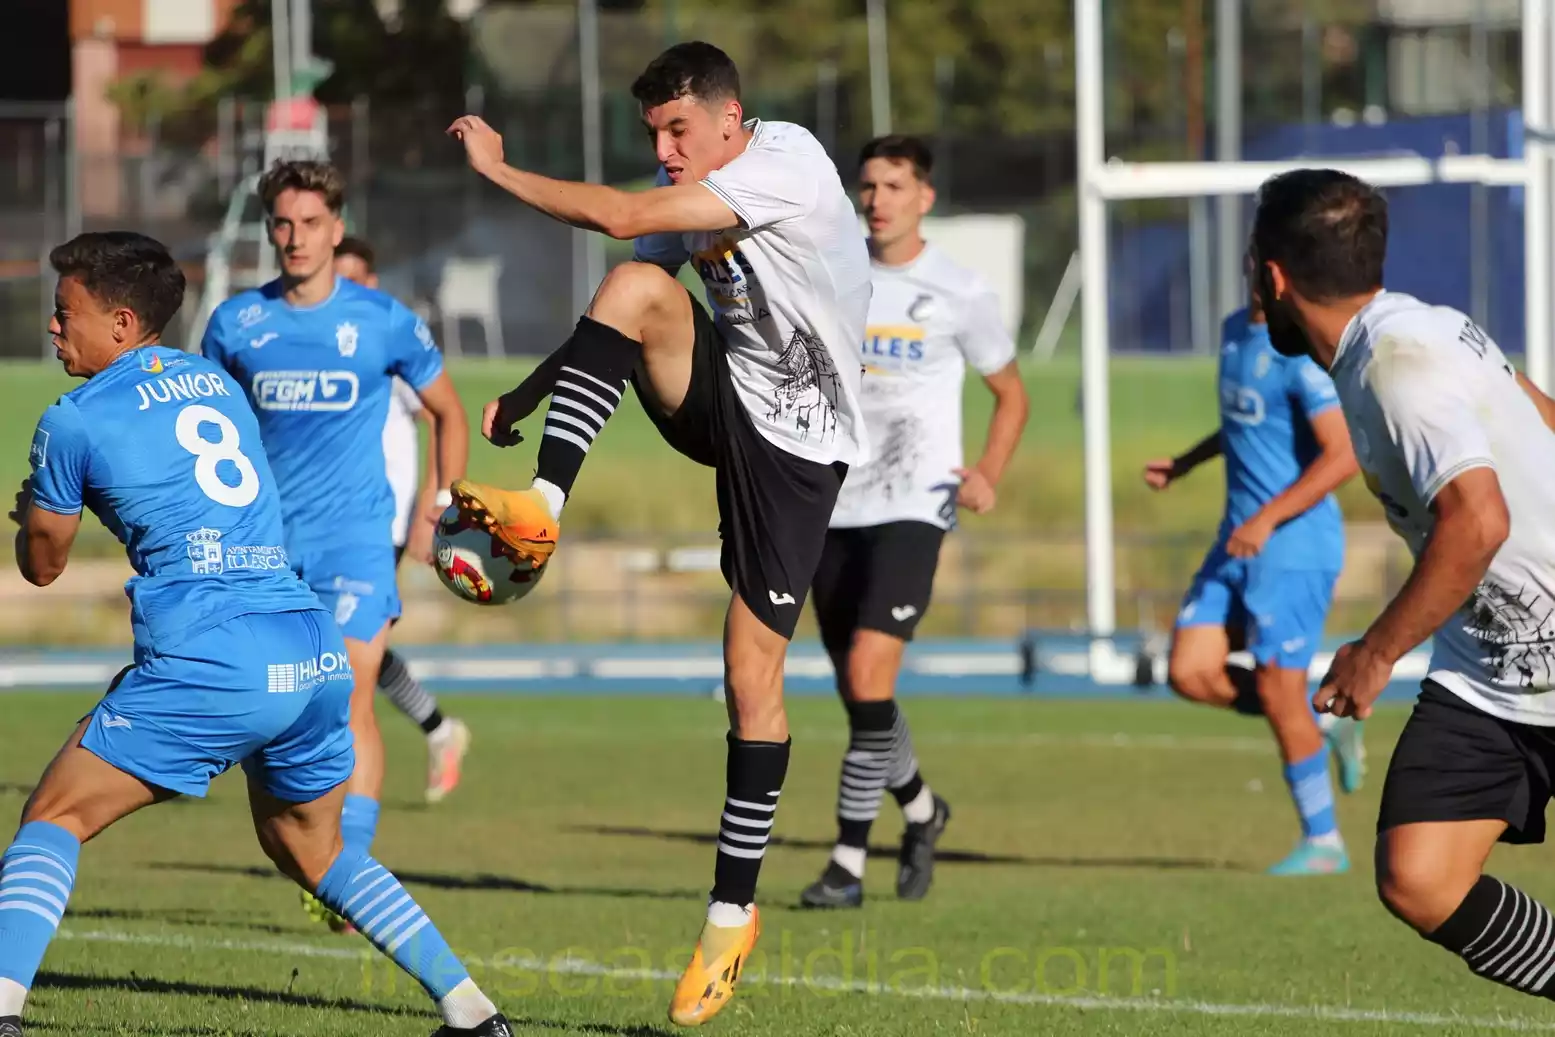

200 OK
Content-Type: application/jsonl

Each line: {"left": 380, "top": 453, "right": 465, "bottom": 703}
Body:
{"left": 334, "top": 236, "right": 472, "bottom": 806}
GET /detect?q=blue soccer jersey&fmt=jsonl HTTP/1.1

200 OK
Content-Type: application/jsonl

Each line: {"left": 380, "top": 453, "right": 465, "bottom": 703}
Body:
{"left": 200, "top": 277, "right": 444, "bottom": 556}
{"left": 27, "top": 345, "right": 321, "bottom": 651}
{"left": 1215, "top": 308, "right": 1344, "bottom": 572}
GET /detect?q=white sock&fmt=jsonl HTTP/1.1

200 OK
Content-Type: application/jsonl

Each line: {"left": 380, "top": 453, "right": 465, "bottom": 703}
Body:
{"left": 1308, "top": 831, "right": 1344, "bottom": 850}
{"left": 706, "top": 900, "right": 752, "bottom": 927}
{"left": 531, "top": 477, "right": 566, "bottom": 520}
{"left": 831, "top": 844, "right": 866, "bottom": 880}
{"left": 901, "top": 785, "right": 935, "bottom": 824}
{"left": 0, "top": 978, "right": 28, "bottom": 1017}
{"left": 438, "top": 977, "right": 498, "bottom": 1029}
{"left": 426, "top": 717, "right": 451, "bottom": 741}
{"left": 1316, "top": 711, "right": 1339, "bottom": 735}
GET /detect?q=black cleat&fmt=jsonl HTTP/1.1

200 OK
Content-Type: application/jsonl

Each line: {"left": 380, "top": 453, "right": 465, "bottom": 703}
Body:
{"left": 896, "top": 794, "right": 951, "bottom": 901}
{"left": 0, "top": 1017, "right": 21, "bottom": 1037}
{"left": 798, "top": 860, "right": 864, "bottom": 909}
{"left": 432, "top": 1014, "right": 513, "bottom": 1036}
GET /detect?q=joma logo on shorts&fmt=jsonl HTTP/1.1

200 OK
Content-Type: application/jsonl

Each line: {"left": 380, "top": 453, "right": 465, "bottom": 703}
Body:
{"left": 253, "top": 371, "right": 359, "bottom": 412}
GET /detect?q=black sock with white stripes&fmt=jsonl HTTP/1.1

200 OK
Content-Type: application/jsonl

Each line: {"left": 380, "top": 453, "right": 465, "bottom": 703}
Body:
{"left": 711, "top": 735, "right": 791, "bottom": 909}
{"left": 1428, "top": 875, "right": 1555, "bottom": 997}
{"left": 377, "top": 649, "right": 443, "bottom": 735}
{"left": 534, "top": 317, "right": 639, "bottom": 505}
{"left": 836, "top": 700, "right": 896, "bottom": 855}
{"left": 884, "top": 702, "right": 935, "bottom": 824}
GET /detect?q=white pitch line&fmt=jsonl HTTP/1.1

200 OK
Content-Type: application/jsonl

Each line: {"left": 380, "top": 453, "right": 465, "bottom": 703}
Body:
{"left": 54, "top": 927, "right": 1555, "bottom": 1032}
{"left": 497, "top": 727, "right": 1277, "bottom": 753}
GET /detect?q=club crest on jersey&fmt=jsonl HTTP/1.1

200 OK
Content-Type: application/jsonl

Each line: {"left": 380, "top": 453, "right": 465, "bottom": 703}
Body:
{"left": 1254, "top": 352, "right": 1272, "bottom": 379}
{"left": 414, "top": 319, "right": 436, "bottom": 350}
{"left": 186, "top": 527, "right": 224, "bottom": 575}
{"left": 907, "top": 294, "right": 936, "bottom": 322}
{"left": 236, "top": 304, "right": 268, "bottom": 329}
{"left": 335, "top": 322, "right": 359, "bottom": 358}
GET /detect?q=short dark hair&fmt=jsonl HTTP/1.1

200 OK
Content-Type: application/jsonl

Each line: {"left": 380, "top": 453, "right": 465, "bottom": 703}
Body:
{"left": 258, "top": 159, "right": 346, "bottom": 214}
{"left": 336, "top": 235, "right": 375, "bottom": 272}
{"left": 859, "top": 135, "right": 934, "bottom": 181}
{"left": 49, "top": 231, "right": 185, "bottom": 337}
{"left": 631, "top": 42, "right": 741, "bottom": 109}
{"left": 1251, "top": 169, "right": 1387, "bottom": 301}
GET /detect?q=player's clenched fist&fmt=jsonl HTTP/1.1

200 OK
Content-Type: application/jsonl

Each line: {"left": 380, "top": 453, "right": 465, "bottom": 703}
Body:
{"left": 1312, "top": 639, "right": 1393, "bottom": 721}
{"left": 446, "top": 115, "right": 504, "bottom": 176}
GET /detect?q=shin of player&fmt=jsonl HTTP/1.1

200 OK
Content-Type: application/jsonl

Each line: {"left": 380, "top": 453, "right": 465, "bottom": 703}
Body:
{"left": 202, "top": 163, "right": 470, "bottom": 888}
{"left": 1144, "top": 294, "right": 1361, "bottom": 875}
{"left": 801, "top": 136, "right": 1029, "bottom": 910}
{"left": 1257, "top": 168, "right": 1555, "bottom": 999}
{"left": 335, "top": 238, "right": 473, "bottom": 806}
{"left": 0, "top": 233, "right": 507, "bottom": 1036}
{"left": 447, "top": 43, "right": 871, "bottom": 1026}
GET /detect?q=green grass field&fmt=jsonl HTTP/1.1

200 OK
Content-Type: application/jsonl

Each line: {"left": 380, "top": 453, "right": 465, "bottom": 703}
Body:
{"left": 0, "top": 354, "right": 1386, "bottom": 554}
{"left": 6, "top": 691, "right": 1552, "bottom": 1036}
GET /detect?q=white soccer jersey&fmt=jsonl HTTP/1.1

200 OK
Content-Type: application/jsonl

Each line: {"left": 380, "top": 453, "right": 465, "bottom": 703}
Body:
{"left": 634, "top": 119, "right": 872, "bottom": 467}
{"left": 384, "top": 376, "right": 422, "bottom": 548}
{"left": 1330, "top": 290, "right": 1555, "bottom": 725}
{"left": 830, "top": 245, "right": 1016, "bottom": 529}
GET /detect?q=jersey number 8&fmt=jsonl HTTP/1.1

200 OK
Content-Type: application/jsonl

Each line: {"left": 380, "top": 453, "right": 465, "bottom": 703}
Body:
{"left": 174, "top": 404, "right": 260, "bottom": 508}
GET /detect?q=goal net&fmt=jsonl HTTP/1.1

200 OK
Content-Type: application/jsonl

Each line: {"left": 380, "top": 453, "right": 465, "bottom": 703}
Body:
{"left": 1072, "top": 0, "right": 1550, "bottom": 671}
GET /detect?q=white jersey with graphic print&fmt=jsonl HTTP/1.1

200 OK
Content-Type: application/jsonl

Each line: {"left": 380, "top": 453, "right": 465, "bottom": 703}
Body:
{"left": 384, "top": 377, "right": 422, "bottom": 548}
{"left": 1330, "top": 290, "right": 1555, "bottom": 725}
{"left": 830, "top": 244, "right": 1016, "bottom": 530}
{"left": 633, "top": 119, "right": 872, "bottom": 466}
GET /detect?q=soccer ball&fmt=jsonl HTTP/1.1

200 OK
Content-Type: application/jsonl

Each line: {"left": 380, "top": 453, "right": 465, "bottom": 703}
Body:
{"left": 431, "top": 505, "right": 542, "bottom": 606}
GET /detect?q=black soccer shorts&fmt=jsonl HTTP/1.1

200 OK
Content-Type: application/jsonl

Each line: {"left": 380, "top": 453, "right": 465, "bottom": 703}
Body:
{"left": 1378, "top": 679, "right": 1555, "bottom": 844}
{"left": 810, "top": 521, "right": 947, "bottom": 655}
{"left": 633, "top": 289, "right": 846, "bottom": 640}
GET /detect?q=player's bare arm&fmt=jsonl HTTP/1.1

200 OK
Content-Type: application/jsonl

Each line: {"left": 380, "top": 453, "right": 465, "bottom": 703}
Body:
{"left": 448, "top": 116, "right": 740, "bottom": 239}
{"left": 1515, "top": 372, "right": 1555, "bottom": 431}
{"left": 1315, "top": 466, "right": 1508, "bottom": 720}
{"left": 481, "top": 347, "right": 573, "bottom": 448}
{"left": 955, "top": 360, "right": 1029, "bottom": 514}
{"left": 407, "top": 407, "right": 441, "bottom": 564}
{"left": 1227, "top": 408, "right": 1357, "bottom": 558}
{"left": 415, "top": 373, "right": 469, "bottom": 512}
{"left": 1143, "top": 431, "right": 1222, "bottom": 490}
{"left": 11, "top": 480, "right": 80, "bottom": 587}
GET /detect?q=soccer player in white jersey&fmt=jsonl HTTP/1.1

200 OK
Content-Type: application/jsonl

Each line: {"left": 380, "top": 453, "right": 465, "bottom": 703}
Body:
{"left": 800, "top": 136, "right": 1028, "bottom": 910}
{"left": 1254, "top": 167, "right": 1555, "bottom": 999}
{"left": 334, "top": 237, "right": 473, "bottom": 806}
{"left": 445, "top": 41, "right": 870, "bottom": 1025}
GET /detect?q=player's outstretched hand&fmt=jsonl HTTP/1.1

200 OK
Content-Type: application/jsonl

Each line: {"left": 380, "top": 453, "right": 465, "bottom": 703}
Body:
{"left": 447, "top": 115, "right": 504, "bottom": 176}
{"left": 407, "top": 506, "right": 438, "bottom": 565}
{"left": 482, "top": 393, "right": 529, "bottom": 448}
{"left": 9, "top": 478, "right": 31, "bottom": 526}
{"left": 1226, "top": 513, "right": 1275, "bottom": 558}
{"left": 1312, "top": 639, "right": 1392, "bottom": 721}
{"left": 1142, "top": 458, "right": 1177, "bottom": 490}
{"left": 953, "top": 467, "right": 996, "bottom": 514}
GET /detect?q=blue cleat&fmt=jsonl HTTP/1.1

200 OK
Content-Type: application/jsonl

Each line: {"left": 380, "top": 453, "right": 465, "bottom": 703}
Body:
{"left": 1321, "top": 715, "right": 1368, "bottom": 794}
{"left": 1267, "top": 840, "right": 1349, "bottom": 876}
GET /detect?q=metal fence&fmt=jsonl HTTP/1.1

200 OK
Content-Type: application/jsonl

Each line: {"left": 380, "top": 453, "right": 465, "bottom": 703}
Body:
{"left": 0, "top": 1, "right": 1533, "bottom": 359}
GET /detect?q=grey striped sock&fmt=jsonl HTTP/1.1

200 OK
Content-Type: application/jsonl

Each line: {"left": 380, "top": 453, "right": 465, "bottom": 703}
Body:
{"left": 377, "top": 650, "right": 440, "bottom": 730}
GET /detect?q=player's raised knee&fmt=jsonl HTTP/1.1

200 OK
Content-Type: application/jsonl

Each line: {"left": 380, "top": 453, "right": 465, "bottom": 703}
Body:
{"left": 588, "top": 261, "right": 683, "bottom": 330}
{"left": 1166, "top": 659, "right": 1219, "bottom": 704}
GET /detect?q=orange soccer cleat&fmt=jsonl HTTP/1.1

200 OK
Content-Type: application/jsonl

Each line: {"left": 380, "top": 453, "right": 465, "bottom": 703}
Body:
{"left": 667, "top": 906, "right": 761, "bottom": 1027}
{"left": 448, "top": 480, "right": 559, "bottom": 568}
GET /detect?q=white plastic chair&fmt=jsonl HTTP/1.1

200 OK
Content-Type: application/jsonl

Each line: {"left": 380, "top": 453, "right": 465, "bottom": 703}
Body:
{"left": 435, "top": 256, "right": 505, "bottom": 358}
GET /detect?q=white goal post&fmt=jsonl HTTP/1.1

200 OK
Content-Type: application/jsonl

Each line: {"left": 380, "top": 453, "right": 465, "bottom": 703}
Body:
{"left": 1072, "top": 0, "right": 1554, "bottom": 657}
